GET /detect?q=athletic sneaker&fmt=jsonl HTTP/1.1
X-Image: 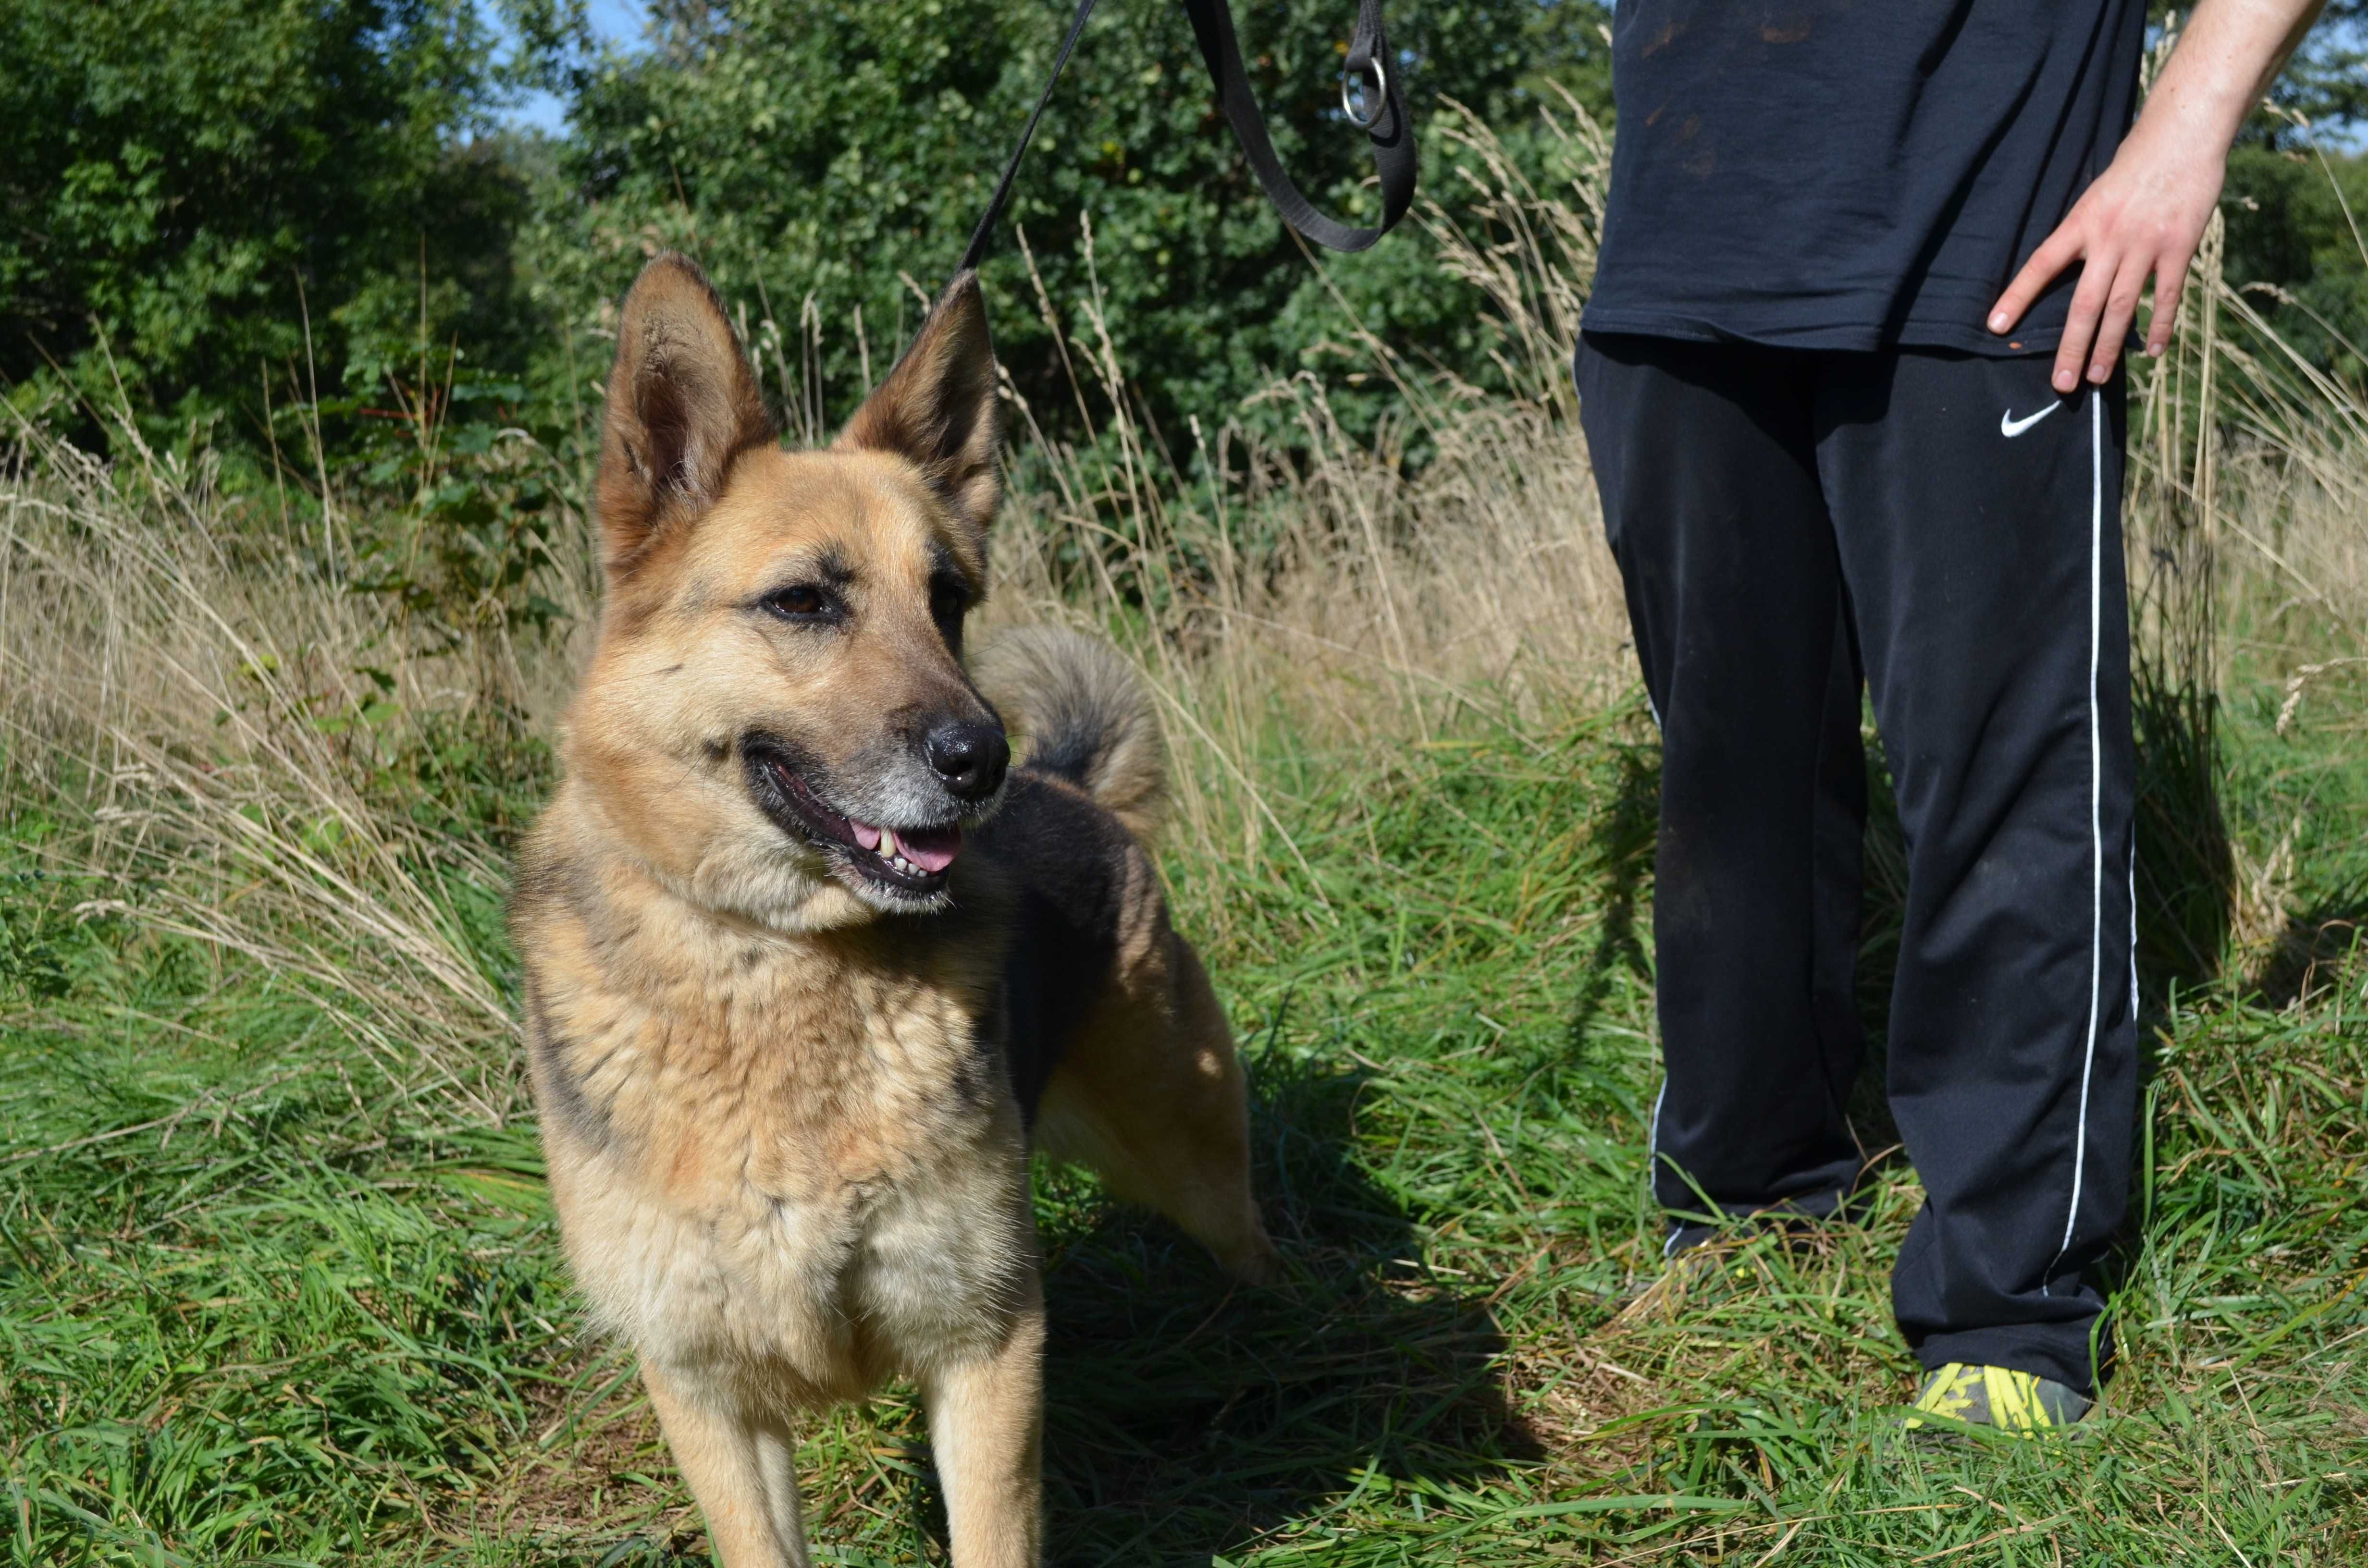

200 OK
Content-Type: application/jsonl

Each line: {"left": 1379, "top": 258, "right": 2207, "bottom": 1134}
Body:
{"left": 1901, "top": 1362, "right": 2093, "bottom": 1435}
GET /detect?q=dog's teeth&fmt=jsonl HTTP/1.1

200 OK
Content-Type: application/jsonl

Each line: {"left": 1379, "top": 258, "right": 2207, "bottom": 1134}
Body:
{"left": 881, "top": 827, "right": 900, "bottom": 860}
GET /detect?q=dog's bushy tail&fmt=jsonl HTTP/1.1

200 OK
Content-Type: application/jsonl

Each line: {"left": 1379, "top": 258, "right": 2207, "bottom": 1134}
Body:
{"left": 974, "top": 626, "right": 1167, "bottom": 843}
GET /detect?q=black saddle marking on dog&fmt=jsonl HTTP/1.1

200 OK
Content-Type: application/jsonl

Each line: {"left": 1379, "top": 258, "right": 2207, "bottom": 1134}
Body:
{"left": 975, "top": 769, "right": 1134, "bottom": 1123}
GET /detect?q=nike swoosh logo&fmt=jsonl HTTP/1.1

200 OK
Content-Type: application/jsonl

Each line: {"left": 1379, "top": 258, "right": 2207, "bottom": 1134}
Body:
{"left": 2000, "top": 401, "right": 2065, "bottom": 438}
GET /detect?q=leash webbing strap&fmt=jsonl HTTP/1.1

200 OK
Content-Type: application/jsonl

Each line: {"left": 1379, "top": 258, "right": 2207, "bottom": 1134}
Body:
{"left": 1181, "top": 0, "right": 1414, "bottom": 254}
{"left": 957, "top": 0, "right": 1103, "bottom": 275}
{"left": 955, "top": 0, "right": 1416, "bottom": 276}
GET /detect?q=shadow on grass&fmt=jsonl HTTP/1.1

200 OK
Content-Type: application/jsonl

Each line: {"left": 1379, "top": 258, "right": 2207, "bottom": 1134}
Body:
{"left": 1563, "top": 742, "right": 1659, "bottom": 1059}
{"left": 2247, "top": 897, "right": 2366, "bottom": 1009}
{"left": 1028, "top": 1043, "right": 1541, "bottom": 1564}
{"left": 2131, "top": 667, "right": 2238, "bottom": 1009}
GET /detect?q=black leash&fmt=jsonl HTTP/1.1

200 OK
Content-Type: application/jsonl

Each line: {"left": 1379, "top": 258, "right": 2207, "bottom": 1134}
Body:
{"left": 954, "top": 0, "right": 1415, "bottom": 277}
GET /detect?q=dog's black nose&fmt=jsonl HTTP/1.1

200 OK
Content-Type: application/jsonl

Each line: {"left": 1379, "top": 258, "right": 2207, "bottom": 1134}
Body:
{"left": 924, "top": 718, "right": 1009, "bottom": 802}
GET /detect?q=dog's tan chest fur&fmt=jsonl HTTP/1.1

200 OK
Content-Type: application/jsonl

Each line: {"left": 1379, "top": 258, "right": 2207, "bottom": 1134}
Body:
{"left": 522, "top": 828, "right": 1034, "bottom": 1403}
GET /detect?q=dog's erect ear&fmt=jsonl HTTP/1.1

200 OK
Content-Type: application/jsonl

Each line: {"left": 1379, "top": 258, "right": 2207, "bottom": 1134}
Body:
{"left": 596, "top": 253, "right": 775, "bottom": 576}
{"left": 835, "top": 271, "right": 1000, "bottom": 539}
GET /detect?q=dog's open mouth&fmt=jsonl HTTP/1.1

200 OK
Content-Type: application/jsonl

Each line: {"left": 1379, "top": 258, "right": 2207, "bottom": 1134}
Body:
{"left": 745, "top": 741, "right": 961, "bottom": 895}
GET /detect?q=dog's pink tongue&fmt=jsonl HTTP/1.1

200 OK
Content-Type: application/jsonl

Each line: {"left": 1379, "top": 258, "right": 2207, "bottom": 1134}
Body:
{"left": 896, "top": 824, "right": 962, "bottom": 873}
{"left": 849, "top": 819, "right": 882, "bottom": 851}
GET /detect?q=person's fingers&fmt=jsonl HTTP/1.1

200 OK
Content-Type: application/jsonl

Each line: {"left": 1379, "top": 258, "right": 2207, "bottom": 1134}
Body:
{"left": 2053, "top": 247, "right": 2117, "bottom": 393}
{"left": 1991, "top": 225, "right": 2085, "bottom": 336}
{"left": 2087, "top": 252, "right": 2151, "bottom": 383}
{"left": 2146, "top": 247, "right": 2196, "bottom": 356}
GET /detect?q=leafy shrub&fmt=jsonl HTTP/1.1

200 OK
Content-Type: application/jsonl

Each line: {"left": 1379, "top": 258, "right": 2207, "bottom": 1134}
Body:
{"left": 0, "top": 0, "right": 572, "bottom": 450}
{"left": 2223, "top": 142, "right": 2368, "bottom": 386}
{"left": 527, "top": 0, "right": 1612, "bottom": 447}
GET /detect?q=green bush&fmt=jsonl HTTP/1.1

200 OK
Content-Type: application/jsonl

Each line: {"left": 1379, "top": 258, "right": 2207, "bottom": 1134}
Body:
{"left": 0, "top": 0, "right": 574, "bottom": 450}
{"left": 7, "top": 0, "right": 2358, "bottom": 478}
{"left": 2223, "top": 143, "right": 2368, "bottom": 386}
{"left": 527, "top": 0, "right": 1611, "bottom": 448}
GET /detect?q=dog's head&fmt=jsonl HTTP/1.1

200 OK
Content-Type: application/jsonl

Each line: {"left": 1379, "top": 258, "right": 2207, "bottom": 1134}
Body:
{"left": 566, "top": 253, "right": 1008, "bottom": 928}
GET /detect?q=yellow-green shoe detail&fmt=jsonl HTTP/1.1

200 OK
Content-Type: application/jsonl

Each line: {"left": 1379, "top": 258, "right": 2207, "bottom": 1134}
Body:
{"left": 1901, "top": 1362, "right": 2093, "bottom": 1436}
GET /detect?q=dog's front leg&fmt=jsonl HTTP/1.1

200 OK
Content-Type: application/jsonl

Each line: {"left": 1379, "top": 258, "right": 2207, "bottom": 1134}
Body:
{"left": 922, "top": 1268, "right": 1046, "bottom": 1568}
{"left": 642, "top": 1361, "right": 813, "bottom": 1568}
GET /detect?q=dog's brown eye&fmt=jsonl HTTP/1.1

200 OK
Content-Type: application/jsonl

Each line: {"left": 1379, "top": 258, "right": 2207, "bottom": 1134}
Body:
{"left": 765, "top": 584, "right": 832, "bottom": 622}
{"left": 930, "top": 582, "right": 967, "bottom": 626}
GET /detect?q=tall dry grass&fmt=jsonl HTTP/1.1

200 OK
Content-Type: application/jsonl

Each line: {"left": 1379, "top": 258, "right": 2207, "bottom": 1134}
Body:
{"left": 979, "top": 95, "right": 1627, "bottom": 881}
{"left": 0, "top": 414, "right": 536, "bottom": 1121}
{"left": 2, "top": 98, "right": 2362, "bottom": 1124}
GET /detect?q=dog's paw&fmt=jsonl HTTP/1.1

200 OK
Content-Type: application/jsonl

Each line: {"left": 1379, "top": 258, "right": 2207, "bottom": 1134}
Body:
{"left": 1225, "top": 1242, "right": 1285, "bottom": 1287}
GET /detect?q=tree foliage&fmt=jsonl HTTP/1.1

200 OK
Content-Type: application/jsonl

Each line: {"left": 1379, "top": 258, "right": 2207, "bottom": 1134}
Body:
{"left": 2223, "top": 144, "right": 2368, "bottom": 384}
{"left": 528, "top": 0, "right": 1606, "bottom": 448}
{"left": 2263, "top": 0, "right": 2368, "bottom": 134}
{"left": 2205, "top": 2, "right": 2368, "bottom": 382}
{"left": 4, "top": 0, "right": 2363, "bottom": 468}
{"left": 0, "top": 0, "right": 576, "bottom": 441}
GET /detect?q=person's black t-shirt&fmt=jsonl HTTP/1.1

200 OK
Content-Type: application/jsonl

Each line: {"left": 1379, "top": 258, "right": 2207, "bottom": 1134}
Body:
{"left": 1581, "top": 0, "right": 2149, "bottom": 355}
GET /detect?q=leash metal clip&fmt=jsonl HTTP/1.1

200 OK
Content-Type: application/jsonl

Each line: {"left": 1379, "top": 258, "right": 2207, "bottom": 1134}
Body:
{"left": 1340, "top": 56, "right": 1387, "bottom": 129}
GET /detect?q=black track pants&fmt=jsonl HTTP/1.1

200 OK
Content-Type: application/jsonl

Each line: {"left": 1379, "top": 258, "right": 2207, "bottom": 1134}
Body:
{"left": 1576, "top": 333, "right": 2138, "bottom": 1395}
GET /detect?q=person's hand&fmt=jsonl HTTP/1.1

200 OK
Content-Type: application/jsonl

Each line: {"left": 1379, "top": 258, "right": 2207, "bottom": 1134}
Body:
{"left": 1987, "top": 120, "right": 2226, "bottom": 393}
{"left": 1991, "top": 0, "right": 2328, "bottom": 388}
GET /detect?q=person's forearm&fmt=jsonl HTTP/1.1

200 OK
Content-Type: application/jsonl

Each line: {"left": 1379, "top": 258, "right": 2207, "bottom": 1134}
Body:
{"left": 2134, "top": 0, "right": 2329, "bottom": 156}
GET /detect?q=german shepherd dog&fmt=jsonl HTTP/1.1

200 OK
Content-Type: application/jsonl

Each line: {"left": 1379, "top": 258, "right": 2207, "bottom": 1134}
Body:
{"left": 510, "top": 254, "right": 1279, "bottom": 1566}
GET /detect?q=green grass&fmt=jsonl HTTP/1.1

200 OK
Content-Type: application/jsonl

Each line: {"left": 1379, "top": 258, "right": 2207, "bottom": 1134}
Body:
{"left": 5, "top": 667, "right": 2366, "bottom": 1565}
